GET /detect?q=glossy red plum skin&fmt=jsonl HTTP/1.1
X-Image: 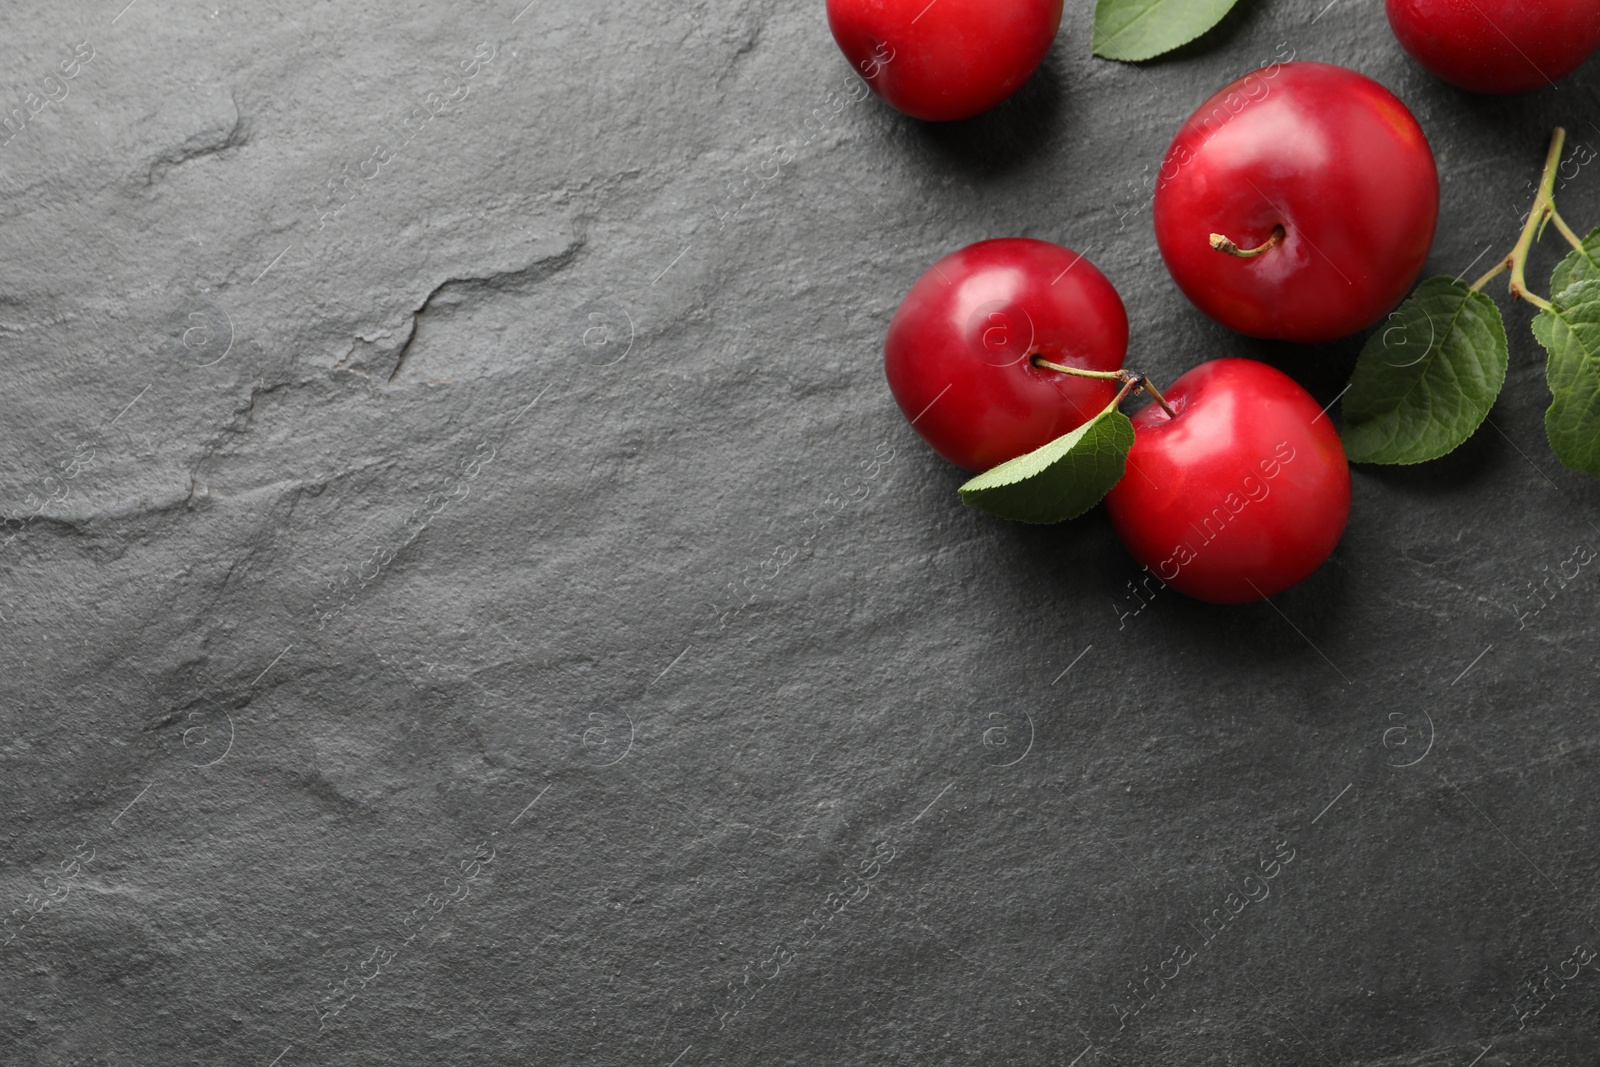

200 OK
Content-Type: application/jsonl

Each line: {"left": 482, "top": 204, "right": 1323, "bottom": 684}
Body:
{"left": 1105, "top": 359, "right": 1351, "bottom": 605}
{"left": 826, "top": 0, "right": 1063, "bottom": 121}
{"left": 1386, "top": 0, "right": 1600, "bottom": 94}
{"left": 1153, "top": 62, "right": 1439, "bottom": 343}
{"left": 885, "top": 238, "right": 1128, "bottom": 473}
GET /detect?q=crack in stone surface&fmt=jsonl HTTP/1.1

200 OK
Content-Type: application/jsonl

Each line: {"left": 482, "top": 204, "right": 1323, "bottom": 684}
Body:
{"left": 145, "top": 94, "right": 249, "bottom": 185}
{"left": 384, "top": 235, "right": 586, "bottom": 382}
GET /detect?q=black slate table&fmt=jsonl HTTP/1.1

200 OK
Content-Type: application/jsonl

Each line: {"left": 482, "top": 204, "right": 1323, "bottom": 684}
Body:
{"left": 3, "top": 1, "right": 1599, "bottom": 1064}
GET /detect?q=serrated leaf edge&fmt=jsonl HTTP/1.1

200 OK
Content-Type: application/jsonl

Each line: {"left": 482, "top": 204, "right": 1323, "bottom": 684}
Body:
{"left": 1091, "top": 0, "right": 1240, "bottom": 63}
{"left": 1535, "top": 278, "right": 1600, "bottom": 477}
{"left": 1551, "top": 227, "right": 1600, "bottom": 298}
{"left": 957, "top": 402, "right": 1118, "bottom": 494}
{"left": 955, "top": 403, "right": 1133, "bottom": 525}
{"left": 1341, "top": 279, "right": 1508, "bottom": 466}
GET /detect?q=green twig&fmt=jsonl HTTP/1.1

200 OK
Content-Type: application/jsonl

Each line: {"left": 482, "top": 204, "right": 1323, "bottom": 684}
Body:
{"left": 1550, "top": 208, "right": 1588, "bottom": 253}
{"left": 1469, "top": 258, "right": 1509, "bottom": 293}
{"left": 1504, "top": 127, "right": 1567, "bottom": 312}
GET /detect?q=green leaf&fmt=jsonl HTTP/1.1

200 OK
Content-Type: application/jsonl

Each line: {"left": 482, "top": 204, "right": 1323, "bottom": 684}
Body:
{"left": 958, "top": 403, "right": 1134, "bottom": 524}
{"left": 1341, "top": 276, "right": 1508, "bottom": 465}
{"left": 1533, "top": 278, "right": 1600, "bottom": 478}
{"left": 1550, "top": 227, "right": 1600, "bottom": 296}
{"left": 1091, "top": 0, "right": 1241, "bottom": 62}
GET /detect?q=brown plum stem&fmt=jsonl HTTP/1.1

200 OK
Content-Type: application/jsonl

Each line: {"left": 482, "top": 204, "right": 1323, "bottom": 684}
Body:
{"left": 1210, "top": 225, "right": 1285, "bottom": 259}
{"left": 1030, "top": 358, "right": 1122, "bottom": 381}
{"left": 1135, "top": 375, "right": 1177, "bottom": 420}
{"left": 1032, "top": 358, "right": 1177, "bottom": 419}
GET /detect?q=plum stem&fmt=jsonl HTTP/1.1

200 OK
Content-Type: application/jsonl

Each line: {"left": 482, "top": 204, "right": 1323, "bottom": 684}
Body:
{"left": 1133, "top": 374, "right": 1177, "bottom": 420}
{"left": 1209, "top": 225, "right": 1285, "bottom": 259}
{"left": 1030, "top": 359, "right": 1122, "bottom": 381}
{"left": 1032, "top": 357, "right": 1177, "bottom": 419}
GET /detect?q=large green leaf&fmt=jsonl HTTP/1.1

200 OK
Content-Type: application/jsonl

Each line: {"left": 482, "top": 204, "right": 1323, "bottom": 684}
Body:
{"left": 1550, "top": 227, "right": 1600, "bottom": 295}
{"left": 1341, "top": 276, "right": 1508, "bottom": 465}
{"left": 1533, "top": 278, "right": 1600, "bottom": 478}
{"left": 1091, "top": 0, "right": 1241, "bottom": 62}
{"left": 958, "top": 403, "right": 1134, "bottom": 524}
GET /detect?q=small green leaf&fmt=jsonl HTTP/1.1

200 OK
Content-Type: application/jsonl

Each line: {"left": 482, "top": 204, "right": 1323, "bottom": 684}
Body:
{"left": 1550, "top": 227, "right": 1600, "bottom": 296}
{"left": 1341, "top": 276, "right": 1508, "bottom": 465}
{"left": 958, "top": 403, "right": 1134, "bottom": 524}
{"left": 1091, "top": 0, "right": 1241, "bottom": 62}
{"left": 1533, "top": 278, "right": 1600, "bottom": 478}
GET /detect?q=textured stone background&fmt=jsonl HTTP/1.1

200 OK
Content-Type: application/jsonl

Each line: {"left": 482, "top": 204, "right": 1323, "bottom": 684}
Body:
{"left": 3, "top": 0, "right": 1600, "bottom": 1064}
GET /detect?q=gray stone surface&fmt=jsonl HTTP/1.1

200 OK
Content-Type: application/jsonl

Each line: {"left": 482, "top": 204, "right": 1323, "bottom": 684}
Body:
{"left": 3, "top": 0, "right": 1600, "bottom": 1064}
